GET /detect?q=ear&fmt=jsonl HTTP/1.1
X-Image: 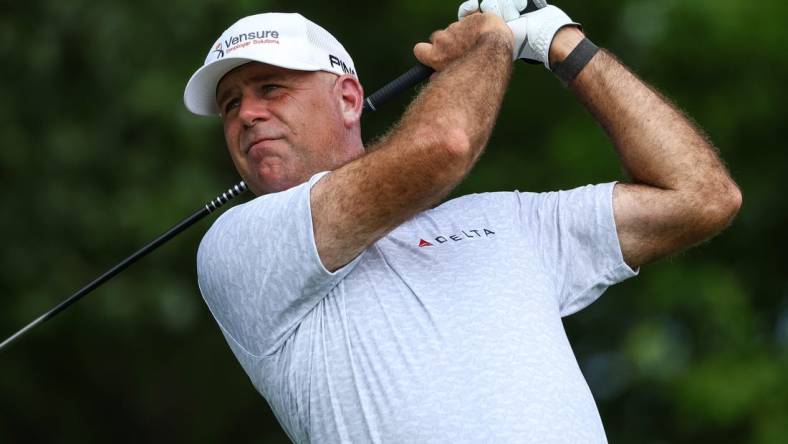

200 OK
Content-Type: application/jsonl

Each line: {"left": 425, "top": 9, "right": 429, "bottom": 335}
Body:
{"left": 334, "top": 75, "right": 364, "bottom": 129}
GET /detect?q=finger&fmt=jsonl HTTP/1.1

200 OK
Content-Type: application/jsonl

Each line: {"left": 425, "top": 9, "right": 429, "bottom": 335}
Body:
{"left": 480, "top": 0, "right": 520, "bottom": 21}
{"left": 428, "top": 28, "right": 450, "bottom": 46}
{"left": 514, "top": 0, "right": 529, "bottom": 13}
{"left": 457, "top": 0, "right": 479, "bottom": 20}
{"left": 413, "top": 42, "right": 434, "bottom": 66}
{"left": 446, "top": 20, "right": 462, "bottom": 33}
{"left": 480, "top": 0, "right": 501, "bottom": 18}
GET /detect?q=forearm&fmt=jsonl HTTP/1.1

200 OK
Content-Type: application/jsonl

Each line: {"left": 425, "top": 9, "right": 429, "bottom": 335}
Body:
{"left": 554, "top": 28, "right": 735, "bottom": 196}
{"left": 547, "top": 28, "right": 741, "bottom": 266}
{"left": 312, "top": 34, "right": 512, "bottom": 271}
{"left": 355, "top": 37, "right": 512, "bottom": 220}
{"left": 390, "top": 34, "right": 512, "bottom": 172}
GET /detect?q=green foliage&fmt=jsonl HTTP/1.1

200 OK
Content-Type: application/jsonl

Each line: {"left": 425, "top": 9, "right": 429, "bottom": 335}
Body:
{"left": 1, "top": 0, "right": 786, "bottom": 442}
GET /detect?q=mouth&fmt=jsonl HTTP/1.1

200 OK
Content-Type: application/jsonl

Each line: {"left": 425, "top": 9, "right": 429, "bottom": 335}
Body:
{"left": 243, "top": 137, "right": 279, "bottom": 155}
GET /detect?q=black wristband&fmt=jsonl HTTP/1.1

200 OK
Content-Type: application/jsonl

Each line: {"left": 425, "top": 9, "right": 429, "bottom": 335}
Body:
{"left": 551, "top": 37, "right": 599, "bottom": 86}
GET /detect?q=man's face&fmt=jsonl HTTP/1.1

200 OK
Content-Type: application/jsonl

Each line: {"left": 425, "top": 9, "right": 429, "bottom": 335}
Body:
{"left": 216, "top": 62, "right": 358, "bottom": 195}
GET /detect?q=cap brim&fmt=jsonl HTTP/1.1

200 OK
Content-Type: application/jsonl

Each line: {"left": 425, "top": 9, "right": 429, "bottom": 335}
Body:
{"left": 183, "top": 56, "right": 323, "bottom": 116}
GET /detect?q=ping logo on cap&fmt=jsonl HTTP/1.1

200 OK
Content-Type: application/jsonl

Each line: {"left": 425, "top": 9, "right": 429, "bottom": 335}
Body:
{"left": 329, "top": 54, "right": 356, "bottom": 76}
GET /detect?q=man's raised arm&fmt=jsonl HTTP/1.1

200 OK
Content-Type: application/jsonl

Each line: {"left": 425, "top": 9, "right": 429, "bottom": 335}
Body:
{"left": 311, "top": 13, "right": 513, "bottom": 271}
{"left": 552, "top": 27, "right": 742, "bottom": 268}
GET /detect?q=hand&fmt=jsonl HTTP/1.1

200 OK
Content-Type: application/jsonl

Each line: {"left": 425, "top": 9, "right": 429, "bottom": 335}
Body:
{"left": 414, "top": 13, "right": 513, "bottom": 72}
{"left": 459, "top": 0, "right": 579, "bottom": 68}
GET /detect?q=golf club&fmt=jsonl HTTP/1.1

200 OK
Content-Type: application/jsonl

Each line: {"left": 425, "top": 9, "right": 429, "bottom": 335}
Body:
{"left": 1, "top": 0, "right": 550, "bottom": 353}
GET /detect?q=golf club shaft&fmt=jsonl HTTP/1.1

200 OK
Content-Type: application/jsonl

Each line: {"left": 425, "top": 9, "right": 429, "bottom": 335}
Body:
{"left": 0, "top": 183, "right": 248, "bottom": 352}
{"left": 0, "top": 63, "right": 436, "bottom": 353}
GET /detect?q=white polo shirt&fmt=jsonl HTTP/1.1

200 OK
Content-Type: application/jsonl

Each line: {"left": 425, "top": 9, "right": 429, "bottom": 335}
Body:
{"left": 197, "top": 172, "right": 638, "bottom": 443}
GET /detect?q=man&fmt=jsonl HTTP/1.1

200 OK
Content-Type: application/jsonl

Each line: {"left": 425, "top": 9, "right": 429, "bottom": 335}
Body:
{"left": 186, "top": 2, "right": 740, "bottom": 442}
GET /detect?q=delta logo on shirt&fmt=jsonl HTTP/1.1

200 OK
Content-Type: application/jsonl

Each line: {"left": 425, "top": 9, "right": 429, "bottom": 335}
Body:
{"left": 418, "top": 227, "right": 496, "bottom": 248}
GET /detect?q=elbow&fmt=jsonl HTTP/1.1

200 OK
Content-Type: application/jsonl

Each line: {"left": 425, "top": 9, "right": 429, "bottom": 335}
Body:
{"left": 428, "top": 112, "right": 474, "bottom": 160}
{"left": 413, "top": 120, "right": 474, "bottom": 172}
{"left": 725, "top": 182, "right": 743, "bottom": 221}
{"left": 698, "top": 179, "right": 742, "bottom": 234}
{"left": 440, "top": 126, "right": 473, "bottom": 163}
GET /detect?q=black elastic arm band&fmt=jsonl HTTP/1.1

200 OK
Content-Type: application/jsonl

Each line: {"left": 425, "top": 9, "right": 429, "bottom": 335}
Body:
{"left": 551, "top": 37, "right": 599, "bottom": 87}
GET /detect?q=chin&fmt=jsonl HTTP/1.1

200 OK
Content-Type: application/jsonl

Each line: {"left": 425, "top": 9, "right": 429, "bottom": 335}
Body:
{"left": 251, "top": 174, "right": 300, "bottom": 196}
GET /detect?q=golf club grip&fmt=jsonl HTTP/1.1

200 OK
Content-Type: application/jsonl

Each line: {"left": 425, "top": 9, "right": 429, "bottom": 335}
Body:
{"left": 363, "top": 64, "right": 433, "bottom": 112}
{"left": 362, "top": 1, "right": 548, "bottom": 114}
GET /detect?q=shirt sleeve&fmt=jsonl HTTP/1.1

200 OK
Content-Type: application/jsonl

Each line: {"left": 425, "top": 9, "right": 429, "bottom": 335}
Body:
{"left": 516, "top": 182, "right": 639, "bottom": 317}
{"left": 196, "top": 172, "right": 364, "bottom": 357}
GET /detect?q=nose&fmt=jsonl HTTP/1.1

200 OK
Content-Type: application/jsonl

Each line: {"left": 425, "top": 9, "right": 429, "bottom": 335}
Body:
{"left": 238, "top": 93, "right": 272, "bottom": 128}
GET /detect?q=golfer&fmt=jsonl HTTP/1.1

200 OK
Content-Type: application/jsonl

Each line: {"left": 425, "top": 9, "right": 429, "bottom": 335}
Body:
{"left": 186, "top": 1, "right": 741, "bottom": 442}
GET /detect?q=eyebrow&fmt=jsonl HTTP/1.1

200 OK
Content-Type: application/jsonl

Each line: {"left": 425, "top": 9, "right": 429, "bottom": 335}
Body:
{"left": 215, "top": 73, "right": 289, "bottom": 109}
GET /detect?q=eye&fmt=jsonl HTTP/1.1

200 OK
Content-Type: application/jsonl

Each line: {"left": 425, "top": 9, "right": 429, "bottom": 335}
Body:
{"left": 260, "top": 84, "right": 281, "bottom": 95}
{"left": 223, "top": 97, "right": 240, "bottom": 115}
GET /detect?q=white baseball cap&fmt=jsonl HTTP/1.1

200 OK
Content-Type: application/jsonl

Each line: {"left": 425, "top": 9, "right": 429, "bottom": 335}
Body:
{"left": 184, "top": 12, "right": 358, "bottom": 116}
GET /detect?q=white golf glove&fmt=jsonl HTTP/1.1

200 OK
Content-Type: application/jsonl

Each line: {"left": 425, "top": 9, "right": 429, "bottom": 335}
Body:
{"left": 458, "top": 0, "right": 528, "bottom": 21}
{"left": 458, "top": 0, "right": 579, "bottom": 68}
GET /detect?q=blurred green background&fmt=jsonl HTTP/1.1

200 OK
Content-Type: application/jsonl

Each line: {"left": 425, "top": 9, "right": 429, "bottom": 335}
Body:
{"left": 1, "top": 0, "right": 786, "bottom": 442}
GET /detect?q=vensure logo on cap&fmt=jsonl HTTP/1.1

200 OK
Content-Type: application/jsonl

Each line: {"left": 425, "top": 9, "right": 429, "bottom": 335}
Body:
{"left": 211, "top": 42, "right": 224, "bottom": 59}
{"left": 212, "top": 30, "right": 281, "bottom": 60}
